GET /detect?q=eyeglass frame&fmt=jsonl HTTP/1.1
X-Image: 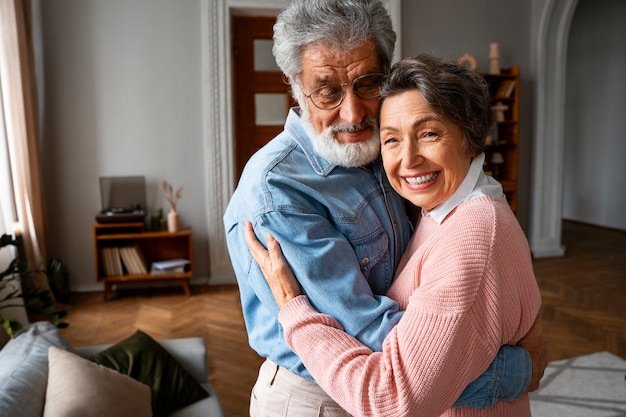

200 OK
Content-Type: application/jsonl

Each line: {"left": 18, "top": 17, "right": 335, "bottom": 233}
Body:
{"left": 299, "top": 72, "right": 386, "bottom": 110}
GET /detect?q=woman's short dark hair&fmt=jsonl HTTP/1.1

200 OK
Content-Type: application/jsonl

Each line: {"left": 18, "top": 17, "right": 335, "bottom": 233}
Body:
{"left": 380, "top": 54, "right": 495, "bottom": 156}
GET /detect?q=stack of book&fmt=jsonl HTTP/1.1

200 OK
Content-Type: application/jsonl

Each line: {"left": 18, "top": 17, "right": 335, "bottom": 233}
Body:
{"left": 100, "top": 245, "right": 147, "bottom": 276}
{"left": 150, "top": 258, "right": 190, "bottom": 275}
{"left": 495, "top": 79, "right": 516, "bottom": 98}
{"left": 119, "top": 245, "right": 148, "bottom": 275}
{"left": 101, "top": 247, "right": 123, "bottom": 277}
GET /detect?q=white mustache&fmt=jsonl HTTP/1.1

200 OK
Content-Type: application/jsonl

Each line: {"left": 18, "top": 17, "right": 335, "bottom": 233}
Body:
{"left": 329, "top": 119, "right": 378, "bottom": 134}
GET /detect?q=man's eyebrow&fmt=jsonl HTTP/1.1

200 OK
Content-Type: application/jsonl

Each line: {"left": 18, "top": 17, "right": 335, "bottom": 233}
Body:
{"left": 312, "top": 69, "right": 382, "bottom": 85}
{"left": 311, "top": 75, "right": 337, "bottom": 84}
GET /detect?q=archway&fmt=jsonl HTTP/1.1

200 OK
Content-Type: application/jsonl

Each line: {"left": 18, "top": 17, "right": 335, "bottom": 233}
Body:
{"left": 529, "top": 0, "right": 578, "bottom": 258}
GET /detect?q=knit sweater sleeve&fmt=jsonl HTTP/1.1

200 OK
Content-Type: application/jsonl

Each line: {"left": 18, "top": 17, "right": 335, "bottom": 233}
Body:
{"left": 277, "top": 197, "right": 541, "bottom": 417}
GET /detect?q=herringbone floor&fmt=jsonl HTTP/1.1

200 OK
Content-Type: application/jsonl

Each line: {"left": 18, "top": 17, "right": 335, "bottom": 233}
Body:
{"left": 533, "top": 220, "right": 626, "bottom": 360}
{"left": 59, "top": 220, "right": 626, "bottom": 417}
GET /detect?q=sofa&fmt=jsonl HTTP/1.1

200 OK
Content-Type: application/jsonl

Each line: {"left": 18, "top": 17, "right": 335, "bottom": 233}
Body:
{"left": 0, "top": 321, "right": 225, "bottom": 417}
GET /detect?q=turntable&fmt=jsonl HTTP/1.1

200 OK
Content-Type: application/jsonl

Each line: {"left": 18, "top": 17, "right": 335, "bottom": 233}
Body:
{"left": 95, "top": 176, "right": 147, "bottom": 223}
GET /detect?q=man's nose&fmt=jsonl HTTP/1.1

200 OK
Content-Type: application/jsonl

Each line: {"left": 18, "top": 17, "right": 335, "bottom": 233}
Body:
{"left": 338, "top": 88, "right": 368, "bottom": 125}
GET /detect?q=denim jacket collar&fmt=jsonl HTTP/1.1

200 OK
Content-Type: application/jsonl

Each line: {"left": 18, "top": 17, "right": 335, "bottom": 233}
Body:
{"left": 285, "top": 108, "right": 344, "bottom": 177}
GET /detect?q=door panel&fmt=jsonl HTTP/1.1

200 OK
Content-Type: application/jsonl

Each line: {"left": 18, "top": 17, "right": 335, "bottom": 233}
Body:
{"left": 232, "top": 16, "right": 293, "bottom": 182}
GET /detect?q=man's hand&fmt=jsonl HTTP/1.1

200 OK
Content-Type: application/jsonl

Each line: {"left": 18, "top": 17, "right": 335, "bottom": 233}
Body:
{"left": 517, "top": 315, "right": 548, "bottom": 392}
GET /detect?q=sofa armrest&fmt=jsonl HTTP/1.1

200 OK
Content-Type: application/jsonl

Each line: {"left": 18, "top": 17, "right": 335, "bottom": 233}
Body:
{"left": 158, "top": 337, "right": 208, "bottom": 383}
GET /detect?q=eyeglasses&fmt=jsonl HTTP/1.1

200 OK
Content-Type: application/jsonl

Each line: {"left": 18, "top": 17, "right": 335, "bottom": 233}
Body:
{"left": 300, "top": 73, "right": 385, "bottom": 110}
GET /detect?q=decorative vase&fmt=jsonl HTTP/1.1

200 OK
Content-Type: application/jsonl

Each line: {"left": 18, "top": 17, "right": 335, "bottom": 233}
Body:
{"left": 489, "top": 42, "right": 501, "bottom": 75}
{"left": 167, "top": 209, "right": 179, "bottom": 233}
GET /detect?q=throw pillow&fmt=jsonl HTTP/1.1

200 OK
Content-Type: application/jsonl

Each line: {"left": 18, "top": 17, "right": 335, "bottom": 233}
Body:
{"left": 44, "top": 346, "right": 152, "bottom": 417}
{"left": 0, "top": 321, "right": 73, "bottom": 417}
{"left": 90, "top": 329, "right": 209, "bottom": 417}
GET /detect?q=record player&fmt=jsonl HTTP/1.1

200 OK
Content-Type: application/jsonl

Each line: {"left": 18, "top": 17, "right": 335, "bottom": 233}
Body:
{"left": 95, "top": 176, "right": 147, "bottom": 223}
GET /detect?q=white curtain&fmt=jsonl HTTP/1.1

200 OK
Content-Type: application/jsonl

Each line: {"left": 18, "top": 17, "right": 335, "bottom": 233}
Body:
{"left": 0, "top": 87, "right": 15, "bottom": 239}
{"left": 0, "top": 0, "right": 48, "bottom": 266}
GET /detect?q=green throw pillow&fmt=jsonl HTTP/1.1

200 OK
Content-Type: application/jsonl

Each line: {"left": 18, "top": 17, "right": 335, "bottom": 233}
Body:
{"left": 90, "top": 330, "right": 209, "bottom": 417}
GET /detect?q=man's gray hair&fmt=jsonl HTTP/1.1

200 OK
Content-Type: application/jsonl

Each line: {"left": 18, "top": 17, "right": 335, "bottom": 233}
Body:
{"left": 273, "top": 0, "right": 396, "bottom": 83}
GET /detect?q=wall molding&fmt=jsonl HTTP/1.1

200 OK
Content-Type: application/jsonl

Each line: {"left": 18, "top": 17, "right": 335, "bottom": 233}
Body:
{"left": 201, "top": 0, "right": 235, "bottom": 283}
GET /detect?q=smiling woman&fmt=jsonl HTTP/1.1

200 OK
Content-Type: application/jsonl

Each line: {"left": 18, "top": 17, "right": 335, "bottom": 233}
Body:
{"left": 380, "top": 91, "right": 472, "bottom": 213}
{"left": 379, "top": 54, "right": 495, "bottom": 214}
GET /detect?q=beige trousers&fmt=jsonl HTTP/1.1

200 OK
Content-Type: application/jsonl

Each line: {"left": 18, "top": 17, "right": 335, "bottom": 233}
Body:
{"left": 249, "top": 359, "right": 352, "bottom": 417}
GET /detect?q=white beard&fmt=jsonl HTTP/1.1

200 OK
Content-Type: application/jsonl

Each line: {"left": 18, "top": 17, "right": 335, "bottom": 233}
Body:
{"left": 299, "top": 106, "right": 381, "bottom": 168}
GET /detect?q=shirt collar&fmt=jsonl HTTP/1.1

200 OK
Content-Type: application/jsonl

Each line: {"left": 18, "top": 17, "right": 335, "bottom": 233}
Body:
{"left": 426, "top": 153, "right": 504, "bottom": 224}
{"left": 286, "top": 107, "right": 338, "bottom": 176}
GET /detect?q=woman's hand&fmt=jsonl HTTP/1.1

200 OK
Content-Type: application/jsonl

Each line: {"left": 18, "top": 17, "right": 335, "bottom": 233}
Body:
{"left": 244, "top": 221, "right": 302, "bottom": 308}
{"left": 518, "top": 315, "right": 548, "bottom": 392}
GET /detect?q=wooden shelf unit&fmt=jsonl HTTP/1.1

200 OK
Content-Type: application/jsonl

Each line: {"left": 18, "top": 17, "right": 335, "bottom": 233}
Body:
{"left": 482, "top": 65, "right": 520, "bottom": 214}
{"left": 93, "top": 222, "right": 193, "bottom": 300}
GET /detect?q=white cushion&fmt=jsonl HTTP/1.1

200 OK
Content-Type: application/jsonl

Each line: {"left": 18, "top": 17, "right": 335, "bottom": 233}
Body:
{"left": 43, "top": 347, "right": 152, "bottom": 417}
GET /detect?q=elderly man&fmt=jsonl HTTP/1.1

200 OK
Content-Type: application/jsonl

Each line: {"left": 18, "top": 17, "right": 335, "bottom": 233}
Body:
{"left": 223, "top": 1, "right": 545, "bottom": 416}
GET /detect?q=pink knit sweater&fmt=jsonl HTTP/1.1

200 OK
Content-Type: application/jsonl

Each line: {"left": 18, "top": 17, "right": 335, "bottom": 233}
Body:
{"left": 278, "top": 196, "right": 541, "bottom": 417}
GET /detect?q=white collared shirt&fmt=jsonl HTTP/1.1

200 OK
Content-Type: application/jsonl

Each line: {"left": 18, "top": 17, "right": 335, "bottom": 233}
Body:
{"left": 426, "top": 153, "right": 504, "bottom": 224}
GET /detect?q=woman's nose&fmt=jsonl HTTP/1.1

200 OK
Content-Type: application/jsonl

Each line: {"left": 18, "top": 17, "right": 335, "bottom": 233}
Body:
{"left": 401, "top": 140, "right": 423, "bottom": 167}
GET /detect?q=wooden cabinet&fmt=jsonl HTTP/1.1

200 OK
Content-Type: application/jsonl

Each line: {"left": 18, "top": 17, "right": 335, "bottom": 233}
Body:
{"left": 93, "top": 222, "right": 193, "bottom": 300}
{"left": 482, "top": 65, "right": 520, "bottom": 214}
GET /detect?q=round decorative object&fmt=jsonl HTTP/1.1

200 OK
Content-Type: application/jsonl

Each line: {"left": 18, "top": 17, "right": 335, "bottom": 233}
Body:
{"left": 457, "top": 53, "right": 477, "bottom": 71}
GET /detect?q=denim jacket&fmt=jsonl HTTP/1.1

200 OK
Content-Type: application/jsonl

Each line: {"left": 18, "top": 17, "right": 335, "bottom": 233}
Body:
{"left": 224, "top": 108, "right": 530, "bottom": 407}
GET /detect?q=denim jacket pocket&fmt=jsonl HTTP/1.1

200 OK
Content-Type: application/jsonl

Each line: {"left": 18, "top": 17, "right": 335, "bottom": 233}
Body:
{"left": 349, "top": 228, "right": 389, "bottom": 273}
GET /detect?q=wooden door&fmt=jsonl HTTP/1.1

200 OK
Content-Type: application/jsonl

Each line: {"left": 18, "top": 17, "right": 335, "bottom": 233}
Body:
{"left": 232, "top": 16, "right": 293, "bottom": 182}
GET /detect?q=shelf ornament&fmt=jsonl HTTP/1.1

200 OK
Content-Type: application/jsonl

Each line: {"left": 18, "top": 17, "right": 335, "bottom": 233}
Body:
{"left": 489, "top": 42, "right": 501, "bottom": 75}
{"left": 457, "top": 53, "right": 477, "bottom": 71}
{"left": 160, "top": 180, "right": 183, "bottom": 232}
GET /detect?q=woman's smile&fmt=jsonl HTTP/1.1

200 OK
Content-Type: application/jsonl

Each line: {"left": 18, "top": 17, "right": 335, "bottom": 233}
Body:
{"left": 403, "top": 171, "right": 439, "bottom": 187}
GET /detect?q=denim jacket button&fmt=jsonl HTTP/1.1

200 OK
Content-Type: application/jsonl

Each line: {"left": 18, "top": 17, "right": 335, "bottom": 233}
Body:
{"left": 361, "top": 257, "right": 369, "bottom": 266}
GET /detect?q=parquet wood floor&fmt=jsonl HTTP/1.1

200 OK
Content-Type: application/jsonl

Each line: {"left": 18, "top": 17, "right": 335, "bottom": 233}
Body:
{"left": 58, "top": 220, "right": 626, "bottom": 417}
{"left": 533, "top": 220, "right": 626, "bottom": 361}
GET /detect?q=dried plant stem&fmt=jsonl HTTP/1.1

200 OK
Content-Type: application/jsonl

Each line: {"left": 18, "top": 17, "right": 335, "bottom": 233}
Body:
{"left": 160, "top": 180, "right": 183, "bottom": 212}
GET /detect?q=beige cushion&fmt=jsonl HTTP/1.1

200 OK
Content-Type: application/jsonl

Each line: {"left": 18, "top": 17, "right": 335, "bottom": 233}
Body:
{"left": 43, "top": 347, "right": 152, "bottom": 417}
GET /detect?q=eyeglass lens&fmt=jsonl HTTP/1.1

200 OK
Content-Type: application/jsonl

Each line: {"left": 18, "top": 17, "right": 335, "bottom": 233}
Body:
{"left": 308, "top": 73, "right": 384, "bottom": 109}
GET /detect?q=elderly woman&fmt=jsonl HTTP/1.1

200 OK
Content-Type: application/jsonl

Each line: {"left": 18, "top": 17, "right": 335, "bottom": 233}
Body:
{"left": 245, "top": 54, "right": 542, "bottom": 417}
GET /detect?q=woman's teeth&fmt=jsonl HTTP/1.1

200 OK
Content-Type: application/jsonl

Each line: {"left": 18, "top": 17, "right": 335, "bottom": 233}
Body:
{"left": 405, "top": 172, "right": 438, "bottom": 185}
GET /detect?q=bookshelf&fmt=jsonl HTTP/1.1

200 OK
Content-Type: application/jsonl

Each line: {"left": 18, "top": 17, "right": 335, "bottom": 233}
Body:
{"left": 93, "top": 222, "right": 193, "bottom": 300}
{"left": 482, "top": 65, "right": 520, "bottom": 214}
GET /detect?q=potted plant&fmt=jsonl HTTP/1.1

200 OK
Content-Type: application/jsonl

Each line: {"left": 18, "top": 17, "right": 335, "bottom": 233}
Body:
{"left": 0, "top": 234, "right": 67, "bottom": 338}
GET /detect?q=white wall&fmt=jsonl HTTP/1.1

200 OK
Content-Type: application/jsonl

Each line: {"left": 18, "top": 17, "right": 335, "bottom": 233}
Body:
{"left": 39, "top": 0, "right": 213, "bottom": 291}
{"left": 562, "top": 0, "right": 626, "bottom": 230}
